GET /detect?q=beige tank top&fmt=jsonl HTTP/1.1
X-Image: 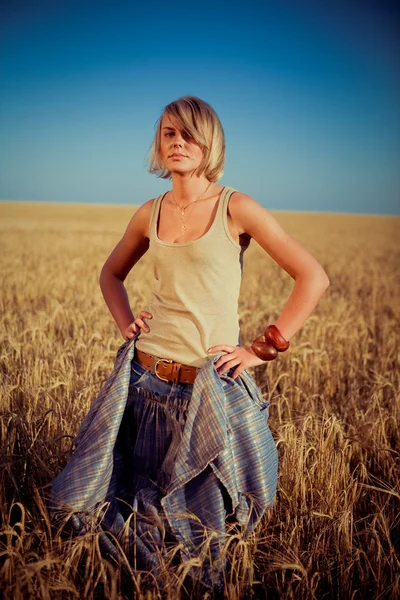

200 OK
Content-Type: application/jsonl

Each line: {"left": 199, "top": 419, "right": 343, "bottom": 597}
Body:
{"left": 135, "top": 186, "right": 249, "bottom": 367}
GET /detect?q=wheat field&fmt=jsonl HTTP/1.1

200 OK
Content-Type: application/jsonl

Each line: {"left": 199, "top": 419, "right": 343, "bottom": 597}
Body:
{"left": 1, "top": 201, "right": 399, "bottom": 599}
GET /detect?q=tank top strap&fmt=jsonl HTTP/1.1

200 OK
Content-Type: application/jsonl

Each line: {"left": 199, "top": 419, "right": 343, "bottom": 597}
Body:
{"left": 213, "top": 186, "right": 238, "bottom": 243}
{"left": 149, "top": 191, "right": 167, "bottom": 242}
{"left": 218, "top": 186, "right": 237, "bottom": 218}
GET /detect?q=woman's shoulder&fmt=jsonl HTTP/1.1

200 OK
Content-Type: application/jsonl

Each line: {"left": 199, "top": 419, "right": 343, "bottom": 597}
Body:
{"left": 132, "top": 191, "right": 171, "bottom": 236}
{"left": 134, "top": 192, "right": 165, "bottom": 219}
{"left": 123, "top": 196, "right": 157, "bottom": 239}
{"left": 226, "top": 189, "right": 274, "bottom": 236}
{"left": 227, "top": 189, "right": 265, "bottom": 216}
{"left": 129, "top": 198, "right": 152, "bottom": 223}
{"left": 136, "top": 197, "right": 155, "bottom": 213}
{"left": 228, "top": 188, "right": 257, "bottom": 203}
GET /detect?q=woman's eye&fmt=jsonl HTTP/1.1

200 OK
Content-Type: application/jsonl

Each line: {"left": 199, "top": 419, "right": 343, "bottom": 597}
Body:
{"left": 164, "top": 130, "right": 193, "bottom": 141}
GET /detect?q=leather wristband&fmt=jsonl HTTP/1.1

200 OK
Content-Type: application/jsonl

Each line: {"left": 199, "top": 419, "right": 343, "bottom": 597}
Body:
{"left": 251, "top": 324, "right": 290, "bottom": 361}
{"left": 265, "top": 324, "right": 290, "bottom": 351}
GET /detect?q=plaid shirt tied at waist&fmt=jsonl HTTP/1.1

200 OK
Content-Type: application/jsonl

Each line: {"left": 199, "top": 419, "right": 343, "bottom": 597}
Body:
{"left": 50, "top": 336, "right": 278, "bottom": 549}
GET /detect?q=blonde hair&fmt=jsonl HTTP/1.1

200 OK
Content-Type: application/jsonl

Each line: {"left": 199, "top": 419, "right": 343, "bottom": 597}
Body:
{"left": 148, "top": 96, "right": 225, "bottom": 181}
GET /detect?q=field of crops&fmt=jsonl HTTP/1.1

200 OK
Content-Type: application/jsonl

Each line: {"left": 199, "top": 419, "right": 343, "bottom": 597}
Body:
{"left": 1, "top": 201, "right": 399, "bottom": 599}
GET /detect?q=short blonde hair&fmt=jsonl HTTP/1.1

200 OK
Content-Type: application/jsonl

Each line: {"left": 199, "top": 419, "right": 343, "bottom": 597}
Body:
{"left": 148, "top": 96, "right": 225, "bottom": 181}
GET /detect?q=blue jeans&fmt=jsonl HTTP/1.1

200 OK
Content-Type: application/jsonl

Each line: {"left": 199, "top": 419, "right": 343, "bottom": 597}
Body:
{"left": 122, "top": 356, "right": 229, "bottom": 566}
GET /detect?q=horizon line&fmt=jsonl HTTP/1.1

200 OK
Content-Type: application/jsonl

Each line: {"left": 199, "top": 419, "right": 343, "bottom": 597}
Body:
{"left": 0, "top": 198, "right": 398, "bottom": 218}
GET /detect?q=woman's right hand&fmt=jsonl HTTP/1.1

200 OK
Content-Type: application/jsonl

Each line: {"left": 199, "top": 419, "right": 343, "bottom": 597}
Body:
{"left": 123, "top": 311, "right": 153, "bottom": 340}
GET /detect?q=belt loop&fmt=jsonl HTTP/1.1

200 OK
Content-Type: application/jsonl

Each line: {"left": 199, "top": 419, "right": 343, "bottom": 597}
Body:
{"left": 171, "top": 362, "right": 180, "bottom": 384}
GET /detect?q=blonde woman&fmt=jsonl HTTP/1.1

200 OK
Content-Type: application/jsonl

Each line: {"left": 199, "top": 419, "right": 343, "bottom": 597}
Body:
{"left": 50, "top": 96, "right": 330, "bottom": 593}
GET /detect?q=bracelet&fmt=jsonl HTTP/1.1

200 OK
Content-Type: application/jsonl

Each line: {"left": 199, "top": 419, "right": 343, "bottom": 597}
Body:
{"left": 251, "top": 337, "right": 278, "bottom": 361}
{"left": 251, "top": 324, "right": 290, "bottom": 361}
{"left": 265, "top": 324, "right": 290, "bottom": 351}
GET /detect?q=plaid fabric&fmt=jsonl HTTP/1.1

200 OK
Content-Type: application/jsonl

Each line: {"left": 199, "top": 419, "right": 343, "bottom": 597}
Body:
{"left": 50, "top": 336, "right": 278, "bottom": 587}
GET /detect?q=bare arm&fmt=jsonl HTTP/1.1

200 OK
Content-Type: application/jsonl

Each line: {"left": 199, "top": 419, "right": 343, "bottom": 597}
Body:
{"left": 99, "top": 199, "right": 153, "bottom": 339}
{"left": 209, "top": 192, "right": 330, "bottom": 376}
{"left": 230, "top": 192, "right": 330, "bottom": 340}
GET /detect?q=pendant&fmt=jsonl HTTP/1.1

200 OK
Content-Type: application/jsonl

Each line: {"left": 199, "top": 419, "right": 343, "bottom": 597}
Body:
{"left": 181, "top": 225, "right": 187, "bottom": 233}
{"left": 181, "top": 210, "right": 185, "bottom": 216}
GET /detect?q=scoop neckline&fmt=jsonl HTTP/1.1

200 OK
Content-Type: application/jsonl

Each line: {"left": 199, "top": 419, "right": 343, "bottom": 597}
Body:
{"left": 154, "top": 185, "right": 227, "bottom": 247}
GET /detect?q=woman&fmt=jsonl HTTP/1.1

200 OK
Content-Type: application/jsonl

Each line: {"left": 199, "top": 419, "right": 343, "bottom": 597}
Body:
{"left": 50, "top": 96, "right": 330, "bottom": 593}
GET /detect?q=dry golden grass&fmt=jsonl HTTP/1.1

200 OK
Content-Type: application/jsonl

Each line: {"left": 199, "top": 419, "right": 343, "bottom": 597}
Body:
{"left": 1, "top": 201, "right": 399, "bottom": 599}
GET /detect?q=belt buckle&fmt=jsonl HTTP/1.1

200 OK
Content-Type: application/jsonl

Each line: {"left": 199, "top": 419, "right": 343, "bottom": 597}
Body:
{"left": 154, "top": 358, "right": 173, "bottom": 382}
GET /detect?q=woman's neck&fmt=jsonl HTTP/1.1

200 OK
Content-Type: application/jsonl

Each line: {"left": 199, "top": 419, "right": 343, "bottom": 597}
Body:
{"left": 170, "top": 173, "right": 213, "bottom": 204}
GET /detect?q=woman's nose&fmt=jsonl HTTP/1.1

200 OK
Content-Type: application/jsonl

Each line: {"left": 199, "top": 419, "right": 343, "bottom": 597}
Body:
{"left": 172, "top": 132, "right": 184, "bottom": 146}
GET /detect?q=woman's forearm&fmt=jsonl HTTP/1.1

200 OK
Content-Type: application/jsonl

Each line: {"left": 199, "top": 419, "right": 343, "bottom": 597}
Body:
{"left": 99, "top": 267, "right": 134, "bottom": 337}
{"left": 273, "top": 274, "right": 330, "bottom": 341}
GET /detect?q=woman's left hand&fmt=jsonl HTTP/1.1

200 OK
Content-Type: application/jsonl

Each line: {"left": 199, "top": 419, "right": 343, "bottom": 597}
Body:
{"left": 207, "top": 344, "right": 265, "bottom": 379}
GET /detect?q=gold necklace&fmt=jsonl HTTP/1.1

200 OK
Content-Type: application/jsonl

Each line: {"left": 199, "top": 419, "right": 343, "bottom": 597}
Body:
{"left": 171, "top": 181, "right": 212, "bottom": 236}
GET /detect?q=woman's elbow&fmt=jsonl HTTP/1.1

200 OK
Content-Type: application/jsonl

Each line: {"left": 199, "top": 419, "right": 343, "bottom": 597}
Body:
{"left": 318, "top": 270, "right": 330, "bottom": 289}
{"left": 99, "top": 263, "right": 125, "bottom": 288}
{"left": 99, "top": 261, "right": 108, "bottom": 280}
{"left": 315, "top": 272, "right": 330, "bottom": 298}
{"left": 297, "top": 266, "right": 330, "bottom": 290}
{"left": 99, "top": 266, "right": 107, "bottom": 291}
{"left": 296, "top": 264, "right": 330, "bottom": 288}
{"left": 312, "top": 266, "right": 330, "bottom": 289}
{"left": 307, "top": 258, "right": 330, "bottom": 287}
{"left": 99, "top": 263, "right": 115, "bottom": 288}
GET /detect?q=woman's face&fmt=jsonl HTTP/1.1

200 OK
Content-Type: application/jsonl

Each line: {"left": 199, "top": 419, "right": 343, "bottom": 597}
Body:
{"left": 159, "top": 113, "right": 204, "bottom": 176}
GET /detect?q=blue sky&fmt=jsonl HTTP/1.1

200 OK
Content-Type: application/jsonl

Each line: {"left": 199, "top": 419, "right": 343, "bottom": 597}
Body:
{"left": 1, "top": 0, "right": 399, "bottom": 214}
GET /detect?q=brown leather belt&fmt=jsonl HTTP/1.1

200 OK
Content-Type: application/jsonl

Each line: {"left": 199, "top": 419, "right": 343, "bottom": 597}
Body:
{"left": 135, "top": 349, "right": 198, "bottom": 384}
